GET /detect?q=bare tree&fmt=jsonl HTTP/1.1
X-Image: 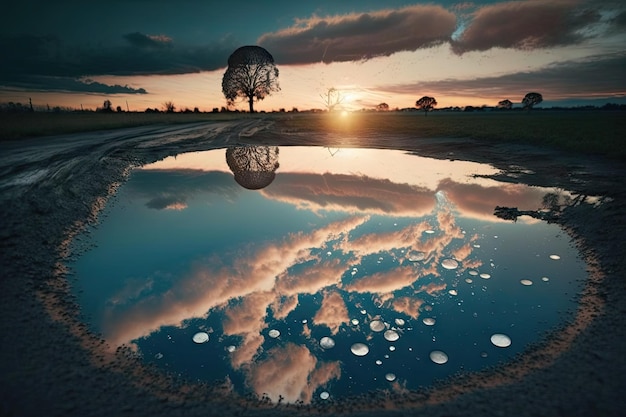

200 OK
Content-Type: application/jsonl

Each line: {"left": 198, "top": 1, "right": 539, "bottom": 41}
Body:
{"left": 162, "top": 101, "right": 176, "bottom": 113}
{"left": 376, "top": 102, "right": 390, "bottom": 111}
{"left": 497, "top": 99, "right": 513, "bottom": 110}
{"left": 415, "top": 96, "right": 437, "bottom": 116}
{"left": 320, "top": 87, "right": 344, "bottom": 112}
{"left": 522, "top": 92, "right": 543, "bottom": 111}
{"left": 222, "top": 45, "right": 280, "bottom": 113}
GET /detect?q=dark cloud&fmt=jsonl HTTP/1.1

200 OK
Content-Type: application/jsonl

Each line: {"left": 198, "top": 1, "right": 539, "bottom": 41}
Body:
{"left": 452, "top": 0, "right": 602, "bottom": 54}
{"left": 258, "top": 5, "right": 457, "bottom": 65}
{"left": 2, "top": 75, "right": 148, "bottom": 94}
{"left": 382, "top": 52, "right": 626, "bottom": 102}
{"left": 123, "top": 32, "right": 173, "bottom": 49}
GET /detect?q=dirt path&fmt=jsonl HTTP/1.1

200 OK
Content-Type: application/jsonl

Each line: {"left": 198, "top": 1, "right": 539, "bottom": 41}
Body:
{"left": 1, "top": 119, "right": 625, "bottom": 417}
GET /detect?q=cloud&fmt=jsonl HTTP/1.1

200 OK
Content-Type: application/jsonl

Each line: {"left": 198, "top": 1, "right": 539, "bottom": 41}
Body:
{"left": 344, "top": 265, "right": 420, "bottom": 294}
{"left": 381, "top": 52, "right": 626, "bottom": 101}
{"left": 0, "top": 75, "right": 148, "bottom": 94}
{"left": 261, "top": 172, "right": 435, "bottom": 217}
{"left": 258, "top": 5, "right": 456, "bottom": 65}
{"left": 123, "top": 32, "right": 173, "bottom": 49}
{"left": 452, "top": 0, "right": 602, "bottom": 54}
{"left": 312, "top": 290, "right": 349, "bottom": 334}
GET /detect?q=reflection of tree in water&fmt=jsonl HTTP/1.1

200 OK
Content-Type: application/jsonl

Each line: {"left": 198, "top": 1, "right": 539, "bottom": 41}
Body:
{"left": 226, "top": 146, "right": 280, "bottom": 190}
{"left": 494, "top": 192, "right": 585, "bottom": 222}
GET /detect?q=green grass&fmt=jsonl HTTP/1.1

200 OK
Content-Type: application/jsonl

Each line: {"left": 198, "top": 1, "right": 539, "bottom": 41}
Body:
{"left": 2, "top": 110, "right": 625, "bottom": 160}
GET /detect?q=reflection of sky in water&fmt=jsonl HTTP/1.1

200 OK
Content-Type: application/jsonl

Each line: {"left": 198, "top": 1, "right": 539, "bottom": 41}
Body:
{"left": 70, "top": 147, "right": 587, "bottom": 404}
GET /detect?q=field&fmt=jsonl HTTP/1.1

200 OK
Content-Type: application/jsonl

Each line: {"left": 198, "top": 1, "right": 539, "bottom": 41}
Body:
{"left": 1, "top": 110, "right": 625, "bottom": 159}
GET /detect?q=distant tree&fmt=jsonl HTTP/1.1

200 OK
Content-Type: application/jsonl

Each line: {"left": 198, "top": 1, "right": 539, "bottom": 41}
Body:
{"left": 101, "top": 100, "right": 113, "bottom": 112}
{"left": 376, "top": 102, "right": 390, "bottom": 111}
{"left": 522, "top": 92, "right": 543, "bottom": 111}
{"left": 222, "top": 45, "right": 280, "bottom": 113}
{"left": 415, "top": 96, "right": 437, "bottom": 116}
{"left": 163, "top": 101, "right": 176, "bottom": 113}
{"left": 321, "top": 87, "right": 344, "bottom": 112}
{"left": 116, "top": 105, "right": 123, "bottom": 112}
{"left": 193, "top": 107, "right": 200, "bottom": 113}
{"left": 497, "top": 99, "right": 513, "bottom": 110}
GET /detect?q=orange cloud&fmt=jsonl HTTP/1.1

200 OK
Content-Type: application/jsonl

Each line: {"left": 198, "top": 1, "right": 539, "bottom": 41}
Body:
{"left": 276, "top": 258, "right": 348, "bottom": 296}
{"left": 246, "top": 343, "right": 340, "bottom": 404}
{"left": 391, "top": 296, "right": 425, "bottom": 318}
{"left": 313, "top": 290, "right": 349, "bottom": 334}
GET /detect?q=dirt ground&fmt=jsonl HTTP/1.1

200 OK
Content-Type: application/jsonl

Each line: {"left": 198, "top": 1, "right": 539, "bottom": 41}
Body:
{"left": 1, "top": 118, "right": 625, "bottom": 417}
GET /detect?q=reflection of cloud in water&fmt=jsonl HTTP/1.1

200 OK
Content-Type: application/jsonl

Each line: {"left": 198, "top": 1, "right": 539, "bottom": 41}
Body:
{"left": 246, "top": 343, "right": 341, "bottom": 404}
{"left": 344, "top": 265, "right": 420, "bottom": 294}
{"left": 261, "top": 173, "right": 435, "bottom": 216}
{"left": 313, "top": 290, "right": 349, "bottom": 335}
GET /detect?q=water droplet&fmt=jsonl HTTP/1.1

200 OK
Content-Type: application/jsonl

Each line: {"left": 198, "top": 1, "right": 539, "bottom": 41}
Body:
{"left": 542, "top": 277, "right": 550, "bottom": 282}
{"left": 422, "top": 318, "right": 436, "bottom": 326}
{"left": 441, "top": 258, "right": 459, "bottom": 270}
{"left": 425, "top": 230, "right": 435, "bottom": 234}
{"left": 351, "top": 318, "right": 360, "bottom": 326}
{"left": 385, "top": 373, "right": 396, "bottom": 381}
{"left": 192, "top": 332, "right": 209, "bottom": 344}
{"left": 154, "top": 353, "right": 164, "bottom": 359}
{"left": 394, "top": 318, "right": 405, "bottom": 327}
{"left": 448, "top": 289, "right": 458, "bottom": 296}
{"left": 480, "top": 273, "right": 491, "bottom": 279}
{"left": 468, "top": 270, "right": 478, "bottom": 276}
{"left": 549, "top": 254, "right": 561, "bottom": 260}
{"left": 268, "top": 329, "right": 280, "bottom": 338}
{"left": 369, "top": 320, "right": 385, "bottom": 332}
{"left": 384, "top": 330, "right": 400, "bottom": 341}
{"left": 520, "top": 279, "right": 533, "bottom": 286}
{"left": 226, "top": 345, "right": 236, "bottom": 353}
{"left": 430, "top": 350, "right": 448, "bottom": 364}
{"left": 350, "top": 343, "right": 369, "bottom": 356}
{"left": 320, "top": 391, "right": 330, "bottom": 400}
{"left": 327, "top": 251, "right": 332, "bottom": 256}
{"left": 465, "top": 278, "right": 473, "bottom": 283}
{"left": 360, "top": 309, "right": 367, "bottom": 315}
{"left": 490, "top": 333, "right": 512, "bottom": 348}
{"left": 375, "top": 360, "right": 383, "bottom": 365}
{"left": 320, "top": 337, "right": 335, "bottom": 349}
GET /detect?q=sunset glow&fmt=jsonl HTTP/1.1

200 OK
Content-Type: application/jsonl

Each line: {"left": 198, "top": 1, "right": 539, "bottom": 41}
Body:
{"left": 1, "top": 1, "right": 625, "bottom": 111}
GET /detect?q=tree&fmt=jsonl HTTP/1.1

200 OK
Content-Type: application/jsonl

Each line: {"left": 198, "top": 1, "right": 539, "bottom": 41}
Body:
{"left": 101, "top": 100, "right": 113, "bottom": 112}
{"left": 162, "top": 101, "right": 176, "bottom": 113}
{"left": 320, "top": 87, "right": 343, "bottom": 112}
{"left": 222, "top": 45, "right": 280, "bottom": 113}
{"left": 376, "top": 102, "right": 390, "bottom": 111}
{"left": 522, "top": 92, "right": 543, "bottom": 110}
{"left": 497, "top": 99, "right": 513, "bottom": 110}
{"left": 415, "top": 96, "right": 437, "bottom": 116}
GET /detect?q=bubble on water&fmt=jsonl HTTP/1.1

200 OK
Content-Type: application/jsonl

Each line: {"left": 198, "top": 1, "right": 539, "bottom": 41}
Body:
{"left": 384, "top": 330, "right": 400, "bottom": 341}
{"left": 394, "top": 318, "right": 405, "bottom": 327}
{"left": 407, "top": 250, "right": 426, "bottom": 262}
{"left": 423, "top": 318, "right": 436, "bottom": 326}
{"left": 542, "top": 276, "right": 550, "bottom": 282}
{"left": 473, "top": 244, "right": 481, "bottom": 248}
{"left": 360, "top": 309, "right": 367, "bottom": 315}
{"left": 192, "top": 332, "right": 209, "bottom": 344}
{"left": 468, "top": 270, "right": 479, "bottom": 276}
{"left": 389, "top": 345, "right": 396, "bottom": 351}
{"left": 154, "top": 353, "right": 164, "bottom": 359}
{"left": 369, "top": 320, "right": 385, "bottom": 332}
{"left": 490, "top": 333, "right": 512, "bottom": 348}
{"left": 375, "top": 360, "right": 383, "bottom": 365}
{"left": 320, "top": 391, "right": 330, "bottom": 400}
{"left": 351, "top": 343, "right": 369, "bottom": 356}
{"left": 385, "top": 373, "right": 396, "bottom": 382}
{"left": 465, "top": 278, "right": 473, "bottom": 283}
{"left": 425, "top": 230, "right": 435, "bottom": 234}
{"left": 268, "top": 329, "right": 280, "bottom": 338}
{"left": 302, "top": 319, "right": 308, "bottom": 324}
{"left": 480, "top": 273, "right": 491, "bottom": 279}
{"left": 520, "top": 279, "right": 533, "bottom": 286}
{"left": 327, "top": 251, "right": 332, "bottom": 256}
{"left": 549, "top": 254, "right": 561, "bottom": 260}
{"left": 430, "top": 350, "right": 448, "bottom": 364}
{"left": 448, "top": 289, "right": 458, "bottom": 296}
{"left": 226, "top": 345, "right": 236, "bottom": 353}
{"left": 320, "top": 337, "right": 335, "bottom": 349}
{"left": 351, "top": 318, "right": 360, "bottom": 326}
{"left": 441, "top": 258, "right": 459, "bottom": 270}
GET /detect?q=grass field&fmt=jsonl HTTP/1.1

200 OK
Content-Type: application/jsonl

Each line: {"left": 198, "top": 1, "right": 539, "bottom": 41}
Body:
{"left": 1, "top": 110, "right": 624, "bottom": 160}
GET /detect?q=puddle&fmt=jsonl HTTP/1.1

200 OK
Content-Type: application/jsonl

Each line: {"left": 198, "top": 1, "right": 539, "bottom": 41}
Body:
{"left": 69, "top": 146, "right": 587, "bottom": 404}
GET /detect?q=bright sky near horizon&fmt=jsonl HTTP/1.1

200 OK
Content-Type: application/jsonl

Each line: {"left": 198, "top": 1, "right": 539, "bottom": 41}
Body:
{"left": 1, "top": 0, "right": 625, "bottom": 112}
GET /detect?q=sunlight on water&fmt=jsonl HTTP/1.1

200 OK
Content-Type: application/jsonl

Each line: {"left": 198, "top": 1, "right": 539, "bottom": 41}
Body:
{"left": 69, "top": 146, "right": 588, "bottom": 404}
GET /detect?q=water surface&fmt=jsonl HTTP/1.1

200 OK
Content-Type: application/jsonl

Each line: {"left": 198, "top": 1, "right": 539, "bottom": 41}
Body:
{"left": 70, "top": 146, "right": 587, "bottom": 404}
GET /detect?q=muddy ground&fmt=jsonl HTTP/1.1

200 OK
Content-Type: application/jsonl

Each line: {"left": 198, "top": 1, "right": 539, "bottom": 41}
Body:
{"left": 1, "top": 118, "right": 625, "bottom": 417}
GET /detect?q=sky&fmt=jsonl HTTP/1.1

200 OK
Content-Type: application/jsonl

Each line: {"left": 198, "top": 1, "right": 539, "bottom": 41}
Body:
{"left": 1, "top": 0, "right": 625, "bottom": 112}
